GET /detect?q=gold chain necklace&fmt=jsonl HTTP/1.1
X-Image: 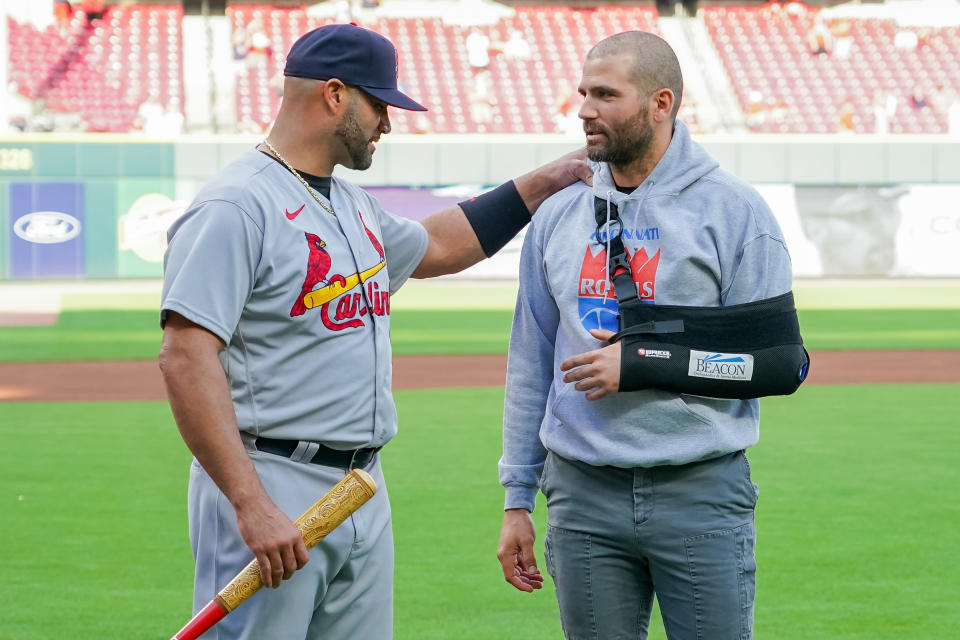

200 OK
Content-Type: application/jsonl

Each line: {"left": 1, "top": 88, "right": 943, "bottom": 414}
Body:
{"left": 262, "top": 139, "right": 336, "bottom": 217}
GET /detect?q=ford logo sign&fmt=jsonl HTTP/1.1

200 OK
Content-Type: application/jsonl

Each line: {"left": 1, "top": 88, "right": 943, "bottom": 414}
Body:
{"left": 13, "top": 211, "right": 82, "bottom": 244}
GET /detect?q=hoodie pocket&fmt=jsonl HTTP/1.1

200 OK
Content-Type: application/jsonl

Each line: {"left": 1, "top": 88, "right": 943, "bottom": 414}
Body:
{"left": 548, "top": 382, "right": 720, "bottom": 462}
{"left": 550, "top": 383, "right": 713, "bottom": 428}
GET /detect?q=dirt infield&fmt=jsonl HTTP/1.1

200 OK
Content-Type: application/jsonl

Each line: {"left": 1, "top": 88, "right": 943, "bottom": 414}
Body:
{"left": 0, "top": 351, "right": 958, "bottom": 402}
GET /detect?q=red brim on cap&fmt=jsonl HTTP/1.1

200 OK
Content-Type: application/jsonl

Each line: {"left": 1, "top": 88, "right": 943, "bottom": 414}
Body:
{"left": 362, "top": 86, "right": 428, "bottom": 112}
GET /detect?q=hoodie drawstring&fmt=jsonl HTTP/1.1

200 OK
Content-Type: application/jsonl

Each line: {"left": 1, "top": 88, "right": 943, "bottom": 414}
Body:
{"left": 603, "top": 190, "right": 613, "bottom": 304}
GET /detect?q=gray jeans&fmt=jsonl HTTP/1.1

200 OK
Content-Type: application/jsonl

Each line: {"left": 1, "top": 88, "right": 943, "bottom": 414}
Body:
{"left": 541, "top": 450, "right": 758, "bottom": 640}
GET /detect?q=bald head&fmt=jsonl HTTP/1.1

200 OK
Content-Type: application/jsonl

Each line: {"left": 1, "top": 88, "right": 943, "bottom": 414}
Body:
{"left": 587, "top": 31, "right": 683, "bottom": 119}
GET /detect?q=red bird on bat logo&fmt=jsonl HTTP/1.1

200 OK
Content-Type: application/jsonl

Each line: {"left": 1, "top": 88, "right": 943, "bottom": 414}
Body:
{"left": 288, "top": 212, "right": 389, "bottom": 327}
{"left": 289, "top": 233, "right": 346, "bottom": 317}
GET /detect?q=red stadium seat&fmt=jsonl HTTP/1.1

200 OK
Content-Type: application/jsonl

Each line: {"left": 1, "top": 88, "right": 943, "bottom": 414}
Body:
{"left": 7, "top": 6, "right": 184, "bottom": 133}
{"left": 703, "top": 4, "right": 954, "bottom": 134}
{"left": 224, "top": 5, "right": 662, "bottom": 134}
{"left": 9, "top": 4, "right": 954, "bottom": 135}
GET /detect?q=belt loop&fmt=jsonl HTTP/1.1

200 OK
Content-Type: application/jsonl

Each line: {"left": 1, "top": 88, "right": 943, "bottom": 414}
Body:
{"left": 290, "top": 441, "right": 320, "bottom": 464}
{"left": 240, "top": 432, "right": 258, "bottom": 454}
{"left": 348, "top": 448, "right": 360, "bottom": 470}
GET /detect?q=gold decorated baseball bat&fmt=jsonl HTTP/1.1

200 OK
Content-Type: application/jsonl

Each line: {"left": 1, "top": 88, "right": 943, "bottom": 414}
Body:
{"left": 170, "top": 469, "right": 377, "bottom": 640}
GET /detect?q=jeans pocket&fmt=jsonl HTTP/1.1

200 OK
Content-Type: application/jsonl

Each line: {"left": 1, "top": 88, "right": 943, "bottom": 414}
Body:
{"left": 545, "top": 524, "right": 596, "bottom": 640}
{"left": 683, "top": 522, "right": 756, "bottom": 640}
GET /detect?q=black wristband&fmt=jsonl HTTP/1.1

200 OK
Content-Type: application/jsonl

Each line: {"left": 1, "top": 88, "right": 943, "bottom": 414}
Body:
{"left": 459, "top": 181, "right": 532, "bottom": 257}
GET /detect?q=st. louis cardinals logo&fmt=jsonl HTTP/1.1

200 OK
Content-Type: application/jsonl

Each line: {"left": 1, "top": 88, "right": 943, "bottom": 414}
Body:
{"left": 577, "top": 244, "right": 660, "bottom": 332}
{"left": 289, "top": 212, "right": 389, "bottom": 331}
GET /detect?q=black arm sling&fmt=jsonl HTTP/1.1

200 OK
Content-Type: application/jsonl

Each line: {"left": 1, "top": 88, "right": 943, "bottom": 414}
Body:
{"left": 594, "top": 196, "right": 809, "bottom": 399}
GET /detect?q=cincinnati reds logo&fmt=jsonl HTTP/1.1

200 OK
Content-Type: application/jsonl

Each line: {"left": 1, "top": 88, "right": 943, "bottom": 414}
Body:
{"left": 577, "top": 244, "right": 660, "bottom": 333}
{"left": 289, "top": 211, "right": 389, "bottom": 330}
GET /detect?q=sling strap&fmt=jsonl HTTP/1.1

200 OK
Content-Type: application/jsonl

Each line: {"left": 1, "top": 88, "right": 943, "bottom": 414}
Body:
{"left": 591, "top": 196, "right": 809, "bottom": 398}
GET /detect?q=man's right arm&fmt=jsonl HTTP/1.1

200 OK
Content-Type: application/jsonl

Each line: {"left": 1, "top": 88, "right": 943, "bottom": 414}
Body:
{"left": 410, "top": 148, "right": 591, "bottom": 279}
{"left": 158, "top": 312, "right": 309, "bottom": 588}
{"left": 496, "top": 223, "right": 560, "bottom": 593}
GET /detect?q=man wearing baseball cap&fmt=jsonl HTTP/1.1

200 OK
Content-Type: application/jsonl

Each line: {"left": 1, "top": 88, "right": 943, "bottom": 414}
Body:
{"left": 159, "top": 23, "right": 590, "bottom": 639}
{"left": 283, "top": 23, "right": 428, "bottom": 112}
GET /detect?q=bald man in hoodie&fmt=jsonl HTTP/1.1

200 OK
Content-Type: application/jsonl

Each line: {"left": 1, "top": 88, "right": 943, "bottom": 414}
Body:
{"left": 496, "top": 32, "right": 793, "bottom": 640}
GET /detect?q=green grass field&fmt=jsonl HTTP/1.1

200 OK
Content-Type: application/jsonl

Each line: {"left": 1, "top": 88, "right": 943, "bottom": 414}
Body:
{"left": 1, "top": 307, "right": 959, "bottom": 362}
{"left": 1, "top": 385, "right": 958, "bottom": 639}
{"left": 1, "top": 279, "right": 958, "bottom": 638}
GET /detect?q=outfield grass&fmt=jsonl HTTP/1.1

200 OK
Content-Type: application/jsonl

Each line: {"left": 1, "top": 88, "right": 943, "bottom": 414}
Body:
{"left": 1, "top": 385, "right": 958, "bottom": 639}
{"left": 1, "top": 307, "right": 959, "bottom": 362}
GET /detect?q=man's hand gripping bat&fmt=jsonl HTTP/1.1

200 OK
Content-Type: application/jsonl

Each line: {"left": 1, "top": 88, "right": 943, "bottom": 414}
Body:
{"left": 169, "top": 469, "right": 377, "bottom": 640}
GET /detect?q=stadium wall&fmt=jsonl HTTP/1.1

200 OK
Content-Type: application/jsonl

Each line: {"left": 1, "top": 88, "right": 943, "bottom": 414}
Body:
{"left": 1, "top": 134, "right": 958, "bottom": 280}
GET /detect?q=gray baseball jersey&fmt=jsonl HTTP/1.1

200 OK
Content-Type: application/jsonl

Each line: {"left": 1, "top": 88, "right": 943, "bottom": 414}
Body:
{"left": 161, "top": 149, "right": 429, "bottom": 448}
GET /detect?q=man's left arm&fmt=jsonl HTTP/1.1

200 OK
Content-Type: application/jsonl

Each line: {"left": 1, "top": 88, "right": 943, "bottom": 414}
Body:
{"left": 721, "top": 233, "right": 793, "bottom": 304}
{"left": 410, "top": 148, "right": 590, "bottom": 278}
{"left": 561, "top": 210, "right": 795, "bottom": 400}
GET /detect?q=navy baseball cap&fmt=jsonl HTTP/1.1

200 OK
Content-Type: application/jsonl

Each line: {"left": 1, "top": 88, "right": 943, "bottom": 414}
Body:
{"left": 284, "top": 24, "right": 427, "bottom": 112}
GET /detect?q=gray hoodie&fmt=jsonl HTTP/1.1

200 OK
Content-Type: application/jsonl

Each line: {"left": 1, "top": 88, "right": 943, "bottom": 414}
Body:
{"left": 500, "top": 120, "right": 793, "bottom": 512}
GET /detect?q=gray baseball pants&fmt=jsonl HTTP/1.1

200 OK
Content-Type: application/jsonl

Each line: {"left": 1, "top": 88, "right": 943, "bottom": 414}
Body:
{"left": 187, "top": 450, "right": 393, "bottom": 639}
{"left": 541, "top": 450, "right": 758, "bottom": 640}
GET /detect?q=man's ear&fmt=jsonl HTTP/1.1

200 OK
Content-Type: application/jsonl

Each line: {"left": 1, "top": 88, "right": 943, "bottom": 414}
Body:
{"left": 651, "top": 88, "right": 675, "bottom": 123}
{"left": 322, "top": 79, "right": 349, "bottom": 113}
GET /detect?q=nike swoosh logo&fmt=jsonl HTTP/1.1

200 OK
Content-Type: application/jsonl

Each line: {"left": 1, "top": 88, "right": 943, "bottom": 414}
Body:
{"left": 285, "top": 204, "right": 306, "bottom": 220}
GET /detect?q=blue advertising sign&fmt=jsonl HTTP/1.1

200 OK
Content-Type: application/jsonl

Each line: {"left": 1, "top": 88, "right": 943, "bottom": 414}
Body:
{"left": 8, "top": 182, "right": 85, "bottom": 279}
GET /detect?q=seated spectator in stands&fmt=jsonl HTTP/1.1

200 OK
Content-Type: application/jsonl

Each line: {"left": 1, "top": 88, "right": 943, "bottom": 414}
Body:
{"left": 333, "top": 0, "right": 353, "bottom": 23}
{"left": 503, "top": 30, "right": 531, "bottom": 61}
{"left": 53, "top": 1, "right": 73, "bottom": 30}
{"left": 469, "top": 69, "right": 496, "bottom": 126}
{"left": 784, "top": 1, "right": 807, "bottom": 19}
{"left": 80, "top": 0, "right": 104, "bottom": 21}
{"left": 678, "top": 101, "right": 705, "bottom": 134}
{"left": 9, "top": 115, "right": 28, "bottom": 132}
{"left": 910, "top": 85, "right": 929, "bottom": 110}
{"left": 766, "top": 96, "right": 789, "bottom": 125}
{"left": 745, "top": 90, "right": 788, "bottom": 130}
{"left": 894, "top": 30, "right": 918, "bottom": 50}
{"left": 807, "top": 16, "right": 832, "bottom": 55}
{"left": 745, "top": 89, "right": 768, "bottom": 128}
{"left": 466, "top": 29, "right": 491, "bottom": 70}
{"left": 948, "top": 92, "right": 960, "bottom": 136}
{"left": 412, "top": 114, "right": 433, "bottom": 135}
{"left": 30, "top": 111, "right": 57, "bottom": 133}
{"left": 245, "top": 20, "right": 272, "bottom": 67}
{"left": 837, "top": 99, "right": 856, "bottom": 133}
{"left": 873, "top": 89, "right": 896, "bottom": 135}
{"left": 232, "top": 25, "right": 249, "bottom": 63}
{"left": 552, "top": 81, "right": 580, "bottom": 135}
{"left": 932, "top": 85, "right": 952, "bottom": 113}
{"left": 134, "top": 93, "right": 165, "bottom": 135}
{"left": 931, "top": 85, "right": 960, "bottom": 133}
{"left": 831, "top": 19, "right": 852, "bottom": 58}
{"left": 161, "top": 101, "right": 185, "bottom": 136}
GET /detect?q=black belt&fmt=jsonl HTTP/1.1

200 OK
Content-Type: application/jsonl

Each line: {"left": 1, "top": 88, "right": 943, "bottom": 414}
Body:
{"left": 254, "top": 437, "right": 380, "bottom": 470}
